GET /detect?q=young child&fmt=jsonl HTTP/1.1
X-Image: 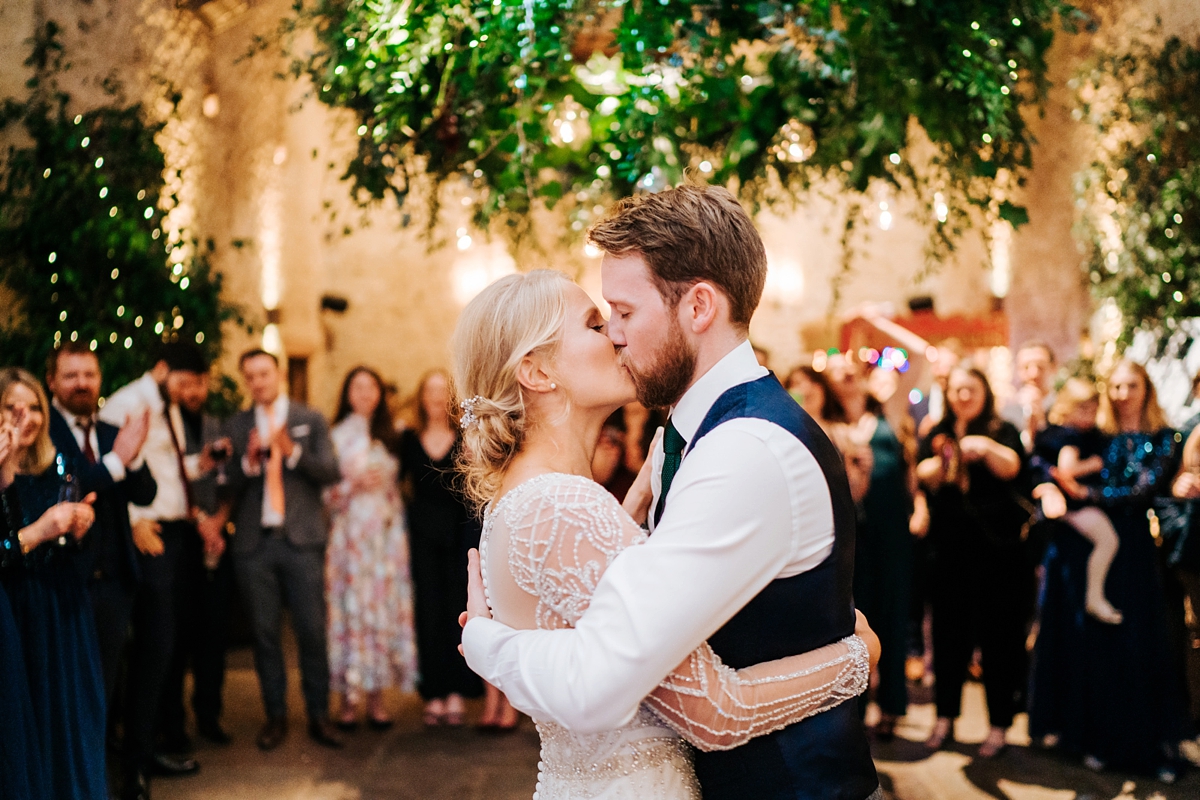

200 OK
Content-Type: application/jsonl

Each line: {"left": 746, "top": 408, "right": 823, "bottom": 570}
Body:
{"left": 1038, "top": 378, "right": 1123, "bottom": 625}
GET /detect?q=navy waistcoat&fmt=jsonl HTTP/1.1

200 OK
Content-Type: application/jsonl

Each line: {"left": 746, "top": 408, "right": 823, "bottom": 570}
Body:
{"left": 681, "top": 376, "right": 878, "bottom": 800}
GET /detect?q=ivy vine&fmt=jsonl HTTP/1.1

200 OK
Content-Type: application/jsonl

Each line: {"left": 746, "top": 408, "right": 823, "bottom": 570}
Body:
{"left": 0, "top": 23, "right": 242, "bottom": 401}
{"left": 274, "top": 0, "right": 1083, "bottom": 261}
{"left": 1075, "top": 32, "right": 1200, "bottom": 353}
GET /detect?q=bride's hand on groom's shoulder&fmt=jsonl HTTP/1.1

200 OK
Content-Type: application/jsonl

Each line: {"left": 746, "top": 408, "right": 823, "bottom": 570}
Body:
{"left": 854, "top": 610, "right": 882, "bottom": 672}
{"left": 622, "top": 427, "right": 663, "bottom": 525}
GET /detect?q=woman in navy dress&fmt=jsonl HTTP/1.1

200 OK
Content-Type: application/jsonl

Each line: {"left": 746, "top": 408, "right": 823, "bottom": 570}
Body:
{"left": 0, "top": 368, "right": 106, "bottom": 800}
{"left": 1028, "top": 359, "right": 1191, "bottom": 781}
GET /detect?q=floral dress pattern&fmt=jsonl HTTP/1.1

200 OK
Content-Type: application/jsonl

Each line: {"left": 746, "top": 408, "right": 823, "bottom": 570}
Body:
{"left": 325, "top": 416, "right": 416, "bottom": 698}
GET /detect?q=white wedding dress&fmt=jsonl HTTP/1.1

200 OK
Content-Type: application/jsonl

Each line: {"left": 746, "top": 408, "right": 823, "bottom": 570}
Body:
{"left": 481, "top": 473, "right": 870, "bottom": 800}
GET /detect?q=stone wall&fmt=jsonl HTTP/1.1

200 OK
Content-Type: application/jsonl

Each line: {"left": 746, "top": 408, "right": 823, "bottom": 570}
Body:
{"left": 3, "top": 0, "right": 1199, "bottom": 413}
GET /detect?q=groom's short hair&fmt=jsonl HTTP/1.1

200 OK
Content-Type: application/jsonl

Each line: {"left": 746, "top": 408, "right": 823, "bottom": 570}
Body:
{"left": 587, "top": 185, "right": 767, "bottom": 328}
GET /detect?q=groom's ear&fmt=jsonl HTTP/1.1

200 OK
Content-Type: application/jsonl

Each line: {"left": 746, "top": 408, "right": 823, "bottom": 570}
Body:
{"left": 682, "top": 281, "right": 722, "bottom": 334}
{"left": 515, "top": 354, "right": 556, "bottom": 395}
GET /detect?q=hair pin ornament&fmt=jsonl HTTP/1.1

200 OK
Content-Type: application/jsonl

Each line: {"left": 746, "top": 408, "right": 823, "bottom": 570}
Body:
{"left": 459, "top": 396, "right": 483, "bottom": 430}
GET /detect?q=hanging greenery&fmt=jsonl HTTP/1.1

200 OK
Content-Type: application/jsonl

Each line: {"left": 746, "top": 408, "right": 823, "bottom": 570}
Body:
{"left": 275, "top": 0, "right": 1081, "bottom": 253}
{"left": 0, "top": 23, "right": 242, "bottom": 395}
{"left": 1075, "top": 33, "right": 1200, "bottom": 352}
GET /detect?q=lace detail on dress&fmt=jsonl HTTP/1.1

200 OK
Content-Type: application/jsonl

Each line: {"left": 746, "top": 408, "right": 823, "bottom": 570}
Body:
{"left": 483, "top": 474, "right": 697, "bottom": 800}
{"left": 494, "top": 473, "right": 642, "bottom": 630}
{"left": 647, "top": 635, "right": 870, "bottom": 752}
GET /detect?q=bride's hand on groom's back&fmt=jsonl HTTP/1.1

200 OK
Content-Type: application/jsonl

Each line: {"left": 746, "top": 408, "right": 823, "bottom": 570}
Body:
{"left": 855, "top": 610, "right": 882, "bottom": 672}
{"left": 458, "top": 548, "right": 492, "bottom": 657}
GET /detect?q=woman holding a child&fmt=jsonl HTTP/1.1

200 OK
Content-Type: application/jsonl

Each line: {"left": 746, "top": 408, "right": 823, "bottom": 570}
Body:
{"left": 1028, "top": 358, "right": 1191, "bottom": 783}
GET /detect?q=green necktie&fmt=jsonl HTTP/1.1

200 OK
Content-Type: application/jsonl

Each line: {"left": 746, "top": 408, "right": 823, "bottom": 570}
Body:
{"left": 653, "top": 419, "right": 686, "bottom": 528}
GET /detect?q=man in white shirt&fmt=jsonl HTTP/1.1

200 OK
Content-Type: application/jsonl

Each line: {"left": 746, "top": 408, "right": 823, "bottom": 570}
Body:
{"left": 462, "top": 186, "right": 880, "bottom": 800}
{"left": 100, "top": 344, "right": 213, "bottom": 791}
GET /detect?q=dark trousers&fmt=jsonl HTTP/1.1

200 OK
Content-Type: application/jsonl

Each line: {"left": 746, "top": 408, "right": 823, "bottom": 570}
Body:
{"left": 234, "top": 535, "right": 330, "bottom": 721}
{"left": 160, "top": 529, "right": 233, "bottom": 738}
{"left": 931, "top": 559, "right": 1030, "bottom": 729}
{"left": 122, "top": 521, "right": 187, "bottom": 770}
{"left": 409, "top": 533, "right": 482, "bottom": 700}
{"left": 89, "top": 578, "right": 136, "bottom": 706}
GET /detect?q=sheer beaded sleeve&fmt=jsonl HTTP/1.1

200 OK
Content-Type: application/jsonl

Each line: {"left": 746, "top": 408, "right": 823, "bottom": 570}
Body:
{"left": 646, "top": 635, "right": 869, "bottom": 751}
{"left": 495, "top": 473, "right": 869, "bottom": 751}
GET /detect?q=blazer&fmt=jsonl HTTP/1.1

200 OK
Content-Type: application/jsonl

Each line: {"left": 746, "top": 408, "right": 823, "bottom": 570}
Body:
{"left": 224, "top": 400, "right": 340, "bottom": 555}
{"left": 49, "top": 406, "right": 157, "bottom": 584}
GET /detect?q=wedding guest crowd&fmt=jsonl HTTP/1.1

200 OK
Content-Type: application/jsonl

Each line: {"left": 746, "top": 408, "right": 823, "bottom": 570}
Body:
{"left": 784, "top": 330, "right": 1199, "bottom": 784}
{"left": 7, "top": 311, "right": 1200, "bottom": 797}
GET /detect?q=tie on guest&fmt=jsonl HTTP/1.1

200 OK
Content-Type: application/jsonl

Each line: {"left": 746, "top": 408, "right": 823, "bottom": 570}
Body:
{"left": 224, "top": 349, "right": 343, "bottom": 751}
{"left": 99, "top": 344, "right": 215, "bottom": 787}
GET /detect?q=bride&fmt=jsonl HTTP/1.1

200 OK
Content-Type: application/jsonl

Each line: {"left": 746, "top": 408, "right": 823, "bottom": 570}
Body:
{"left": 451, "top": 269, "right": 880, "bottom": 800}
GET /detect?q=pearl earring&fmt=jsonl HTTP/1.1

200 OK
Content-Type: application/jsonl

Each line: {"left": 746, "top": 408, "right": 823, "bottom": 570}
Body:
{"left": 550, "top": 383, "right": 557, "bottom": 390}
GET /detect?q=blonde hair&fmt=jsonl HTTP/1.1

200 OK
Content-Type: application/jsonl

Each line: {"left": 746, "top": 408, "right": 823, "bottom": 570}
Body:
{"left": 451, "top": 270, "right": 572, "bottom": 509}
{"left": 0, "top": 368, "right": 57, "bottom": 475}
{"left": 1048, "top": 377, "right": 1100, "bottom": 427}
{"left": 1097, "top": 359, "right": 1168, "bottom": 434}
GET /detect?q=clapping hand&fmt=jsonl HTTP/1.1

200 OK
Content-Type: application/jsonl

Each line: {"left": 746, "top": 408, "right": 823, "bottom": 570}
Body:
{"left": 1173, "top": 471, "right": 1200, "bottom": 500}
{"left": 112, "top": 408, "right": 151, "bottom": 467}
{"left": 1033, "top": 482, "right": 1068, "bottom": 519}
{"left": 272, "top": 424, "right": 296, "bottom": 460}
{"left": 132, "top": 519, "right": 165, "bottom": 557}
{"left": 958, "top": 435, "right": 992, "bottom": 463}
{"left": 247, "top": 428, "right": 264, "bottom": 471}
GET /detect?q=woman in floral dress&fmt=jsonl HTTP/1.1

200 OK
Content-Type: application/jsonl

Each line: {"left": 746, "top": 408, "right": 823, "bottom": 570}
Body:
{"left": 325, "top": 367, "right": 416, "bottom": 729}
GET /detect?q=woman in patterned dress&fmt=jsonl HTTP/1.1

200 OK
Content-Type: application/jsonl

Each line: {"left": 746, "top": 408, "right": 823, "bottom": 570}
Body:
{"left": 325, "top": 367, "right": 416, "bottom": 729}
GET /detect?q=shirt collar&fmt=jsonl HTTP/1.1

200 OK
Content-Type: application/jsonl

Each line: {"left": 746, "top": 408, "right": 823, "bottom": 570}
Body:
{"left": 669, "top": 340, "right": 768, "bottom": 443}
{"left": 136, "top": 372, "right": 166, "bottom": 413}
{"left": 256, "top": 394, "right": 289, "bottom": 425}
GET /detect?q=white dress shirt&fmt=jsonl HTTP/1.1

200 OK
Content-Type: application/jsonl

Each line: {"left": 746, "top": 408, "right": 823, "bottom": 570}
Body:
{"left": 240, "top": 395, "right": 303, "bottom": 528}
{"left": 54, "top": 397, "right": 129, "bottom": 484}
{"left": 462, "top": 340, "right": 837, "bottom": 733}
{"left": 99, "top": 372, "right": 188, "bottom": 523}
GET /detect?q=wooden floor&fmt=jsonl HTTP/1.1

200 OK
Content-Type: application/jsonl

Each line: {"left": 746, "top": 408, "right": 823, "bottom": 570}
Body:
{"left": 155, "top": 650, "right": 1200, "bottom": 800}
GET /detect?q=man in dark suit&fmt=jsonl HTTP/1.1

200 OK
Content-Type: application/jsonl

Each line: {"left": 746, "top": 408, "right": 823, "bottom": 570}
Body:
{"left": 226, "top": 349, "right": 342, "bottom": 750}
{"left": 158, "top": 347, "right": 236, "bottom": 748}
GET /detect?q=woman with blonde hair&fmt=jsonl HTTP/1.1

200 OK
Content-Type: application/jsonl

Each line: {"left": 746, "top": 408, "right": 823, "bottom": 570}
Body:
{"left": 0, "top": 368, "right": 103, "bottom": 800}
{"left": 451, "top": 270, "right": 880, "bottom": 799}
{"left": 1029, "top": 358, "right": 1189, "bottom": 782}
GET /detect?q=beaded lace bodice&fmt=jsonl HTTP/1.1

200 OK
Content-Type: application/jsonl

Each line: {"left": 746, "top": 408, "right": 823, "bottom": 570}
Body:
{"left": 481, "top": 473, "right": 869, "bottom": 799}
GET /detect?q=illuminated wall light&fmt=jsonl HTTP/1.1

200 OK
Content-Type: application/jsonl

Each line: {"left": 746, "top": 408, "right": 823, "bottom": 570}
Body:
{"left": 262, "top": 323, "right": 283, "bottom": 356}
{"left": 764, "top": 252, "right": 805, "bottom": 305}
{"left": 457, "top": 234, "right": 473, "bottom": 251}
{"left": 878, "top": 201, "right": 894, "bottom": 231}
{"left": 583, "top": 243, "right": 602, "bottom": 259}
{"left": 451, "top": 242, "right": 517, "bottom": 306}
{"left": 202, "top": 94, "right": 220, "bottom": 118}
{"left": 812, "top": 351, "right": 828, "bottom": 372}
{"left": 698, "top": 160, "right": 713, "bottom": 173}
{"left": 934, "top": 192, "right": 949, "bottom": 223}
{"left": 989, "top": 220, "right": 1013, "bottom": 298}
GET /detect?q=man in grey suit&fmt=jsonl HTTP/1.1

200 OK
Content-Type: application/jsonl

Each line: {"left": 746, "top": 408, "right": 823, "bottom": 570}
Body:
{"left": 225, "top": 349, "right": 343, "bottom": 750}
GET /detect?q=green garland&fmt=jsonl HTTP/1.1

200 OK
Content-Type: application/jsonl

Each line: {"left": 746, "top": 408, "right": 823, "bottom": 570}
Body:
{"left": 1075, "top": 33, "right": 1200, "bottom": 352}
{"left": 0, "top": 24, "right": 242, "bottom": 399}
{"left": 280, "top": 0, "right": 1081, "bottom": 251}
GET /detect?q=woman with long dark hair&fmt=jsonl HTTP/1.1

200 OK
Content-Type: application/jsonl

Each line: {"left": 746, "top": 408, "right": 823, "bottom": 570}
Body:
{"left": 1029, "top": 359, "right": 1190, "bottom": 781}
{"left": 918, "top": 365, "right": 1030, "bottom": 758}
{"left": 825, "top": 354, "right": 913, "bottom": 739}
{"left": 325, "top": 366, "right": 415, "bottom": 729}
{"left": 399, "top": 370, "right": 489, "bottom": 726}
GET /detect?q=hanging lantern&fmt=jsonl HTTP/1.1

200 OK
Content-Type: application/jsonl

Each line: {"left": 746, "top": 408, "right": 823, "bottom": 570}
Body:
{"left": 549, "top": 95, "right": 590, "bottom": 149}
{"left": 770, "top": 120, "right": 817, "bottom": 163}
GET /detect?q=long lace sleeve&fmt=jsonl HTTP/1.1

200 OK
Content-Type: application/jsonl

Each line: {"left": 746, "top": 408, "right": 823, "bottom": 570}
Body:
{"left": 646, "top": 636, "right": 869, "bottom": 751}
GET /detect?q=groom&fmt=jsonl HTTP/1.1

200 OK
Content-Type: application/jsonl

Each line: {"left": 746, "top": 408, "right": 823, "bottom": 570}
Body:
{"left": 462, "top": 185, "right": 880, "bottom": 800}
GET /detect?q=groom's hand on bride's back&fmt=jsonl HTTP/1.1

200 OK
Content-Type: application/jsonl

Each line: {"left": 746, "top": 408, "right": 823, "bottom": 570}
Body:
{"left": 855, "top": 610, "right": 882, "bottom": 672}
{"left": 458, "top": 548, "right": 492, "bottom": 656}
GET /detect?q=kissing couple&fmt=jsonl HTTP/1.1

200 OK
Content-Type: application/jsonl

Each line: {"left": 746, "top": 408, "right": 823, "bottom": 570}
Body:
{"left": 455, "top": 185, "right": 884, "bottom": 800}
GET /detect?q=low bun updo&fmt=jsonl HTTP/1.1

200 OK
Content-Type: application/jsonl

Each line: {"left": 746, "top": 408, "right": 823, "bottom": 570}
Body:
{"left": 451, "top": 270, "right": 572, "bottom": 509}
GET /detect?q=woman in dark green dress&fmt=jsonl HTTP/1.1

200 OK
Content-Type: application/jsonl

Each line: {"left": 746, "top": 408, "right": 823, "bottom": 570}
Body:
{"left": 825, "top": 354, "right": 914, "bottom": 739}
{"left": 0, "top": 369, "right": 105, "bottom": 800}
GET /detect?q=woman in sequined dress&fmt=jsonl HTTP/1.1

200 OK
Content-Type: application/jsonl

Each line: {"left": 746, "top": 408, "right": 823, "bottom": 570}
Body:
{"left": 450, "top": 271, "right": 881, "bottom": 800}
{"left": 0, "top": 369, "right": 105, "bottom": 800}
{"left": 1029, "top": 359, "right": 1191, "bottom": 782}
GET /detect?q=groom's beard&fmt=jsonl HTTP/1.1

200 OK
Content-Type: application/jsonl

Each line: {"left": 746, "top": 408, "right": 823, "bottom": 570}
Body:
{"left": 623, "top": 319, "right": 696, "bottom": 409}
